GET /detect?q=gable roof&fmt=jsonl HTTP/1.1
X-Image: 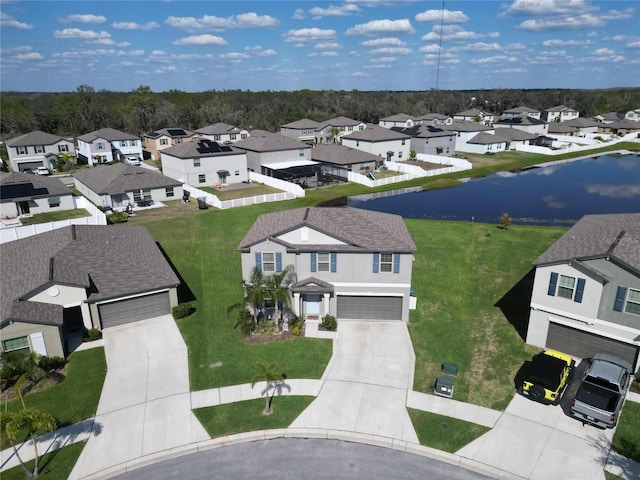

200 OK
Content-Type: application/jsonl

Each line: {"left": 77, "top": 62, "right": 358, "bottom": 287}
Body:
{"left": 234, "top": 130, "right": 311, "bottom": 152}
{"left": 311, "top": 144, "right": 382, "bottom": 165}
{"left": 393, "top": 124, "right": 455, "bottom": 139}
{"left": 548, "top": 123, "right": 578, "bottom": 134}
{"left": 6, "top": 130, "right": 68, "bottom": 147}
{"left": 502, "top": 105, "right": 540, "bottom": 114}
{"left": 454, "top": 108, "right": 493, "bottom": 118}
{"left": 238, "top": 207, "right": 417, "bottom": 253}
{"left": 545, "top": 105, "right": 578, "bottom": 113}
{"left": 144, "top": 128, "right": 194, "bottom": 139}
{"left": 195, "top": 122, "right": 244, "bottom": 135}
{"left": 0, "top": 171, "right": 72, "bottom": 202}
{"left": 495, "top": 116, "right": 547, "bottom": 127}
{"left": 443, "top": 120, "right": 493, "bottom": 133}
{"left": 492, "top": 128, "right": 537, "bottom": 141}
{"left": 161, "top": 139, "right": 244, "bottom": 158}
{"left": 563, "top": 118, "right": 600, "bottom": 128}
{"left": 77, "top": 128, "right": 140, "bottom": 143}
{"left": 73, "top": 163, "right": 180, "bottom": 195}
{"left": 416, "top": 113, "right": 451, "bottom": 122}
{"left": 281, "top": 118, "right": 322, "bottom": 129}
{"left": 343, "top": 124, "right": 410, "bottom": 142}
{"left": 317, "top": 116, "right": 362, "bottom": 129}
{"left": 533, "top": 213, "right": 640, "bottom": 273}
{"left": 468, "top": 132, "right": 507, "bottom": 145}
{"left": 380, "top": 113, "right": 414, "bottom": 122}
{"left": 1, "top": 225, "right": 180, "bottom": 327}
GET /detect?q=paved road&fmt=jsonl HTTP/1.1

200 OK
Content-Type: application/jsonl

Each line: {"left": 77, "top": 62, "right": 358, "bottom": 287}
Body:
{"left": 113, "top": 438, "right": 494, "bottom": 480}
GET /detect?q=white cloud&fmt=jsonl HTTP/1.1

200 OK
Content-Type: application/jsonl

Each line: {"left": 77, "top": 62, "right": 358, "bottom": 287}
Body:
{"left": 594, "top": 48, "right": 614, "bottom": 55}
{"left": 367, "top": 47, "right": 412, "bottom": 55}
{"left": 321, "top": 51, "right": 338, "bottom": 57}
{"left": 220, "top": 52, "right": 251, "bottom": 59}
{"left": 315, "top": 42, "right": 341, "bottom": 49}
{"left": 54, "top": 28, "right": 111, "bottom": 39}
{"left": 173, "top": 35, "right": 228, "bottom": 46}
{"left": 543, "top": 39, "right": 590, "bottom": 46}
{"left": 352, "top": 71, "right": 365, "bottom": 76}
{"left": 309, "top": 4, "right": 360, "bottom": 18}
{"left": 256, "top": 49, "right": 277, "bottom": 56}
{"left": 112, "top": 21, "right": 159, "bottom": 30}
{"left": 60, "top": 14, "right": 106, "bottom": 24}
{"left": 421, "top": 25, "right": 490, "bottom": 42}
{"left": 370, "top": 56, "right": 396, "bottom": 63}
{"left": 15, "top": 52, "right": 44, "bottom": 60}
{"left": 419, "top": 44, "right": 440, "bottom": 53}
{"left": 346, "top": 19, "right": 415, "bottom": 36}
{"left": 284, "top": 28, "right": 336, "bottom": 43}
{"left": 517, "top": 14, "right": 604, "bottom": 31}
{"left": 503, "top": 0, "right": 592, "bottom": 17}
{"left": 459, "top": 42, "right": 503, "bottom": 52}
{"left": 235, "top": 12, "right": 279, "bottom": 28}
{"left": 415, "top": 9, "right": 469, "bottom": 24}
{"left": 165, "top": 13, "right": 278, "bottom": 31}
{"left": 364, "top": 63, "right": 392, "bottom": 69}
{"left": 1, "top": 12, "right": 33, "bottom": 29}
{"left": 361, "top": 37, "right": 405, "bottom": 47}
{"left": 627, "top": 40, "right": 640, "bottom": 48}
{"left": 293, "top": 8, "right": 306, "bottom": 20}
{"left": 471, "top": 55, "right": 517, "bottom": 64}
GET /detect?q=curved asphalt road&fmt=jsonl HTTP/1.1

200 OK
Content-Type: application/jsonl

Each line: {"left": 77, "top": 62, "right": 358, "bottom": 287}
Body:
{"left": 113, "top": 438, "right": 493, "bottom": 480}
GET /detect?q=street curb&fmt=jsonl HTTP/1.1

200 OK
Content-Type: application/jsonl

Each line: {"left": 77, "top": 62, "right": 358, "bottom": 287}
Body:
{"left": 79, "top": 428, "right": 525, "bottom": 480}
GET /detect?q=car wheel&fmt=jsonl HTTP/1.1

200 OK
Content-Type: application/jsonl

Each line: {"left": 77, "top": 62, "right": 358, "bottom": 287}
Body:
{"left": 530, "top": 385, "right": 545, "bottom": 400}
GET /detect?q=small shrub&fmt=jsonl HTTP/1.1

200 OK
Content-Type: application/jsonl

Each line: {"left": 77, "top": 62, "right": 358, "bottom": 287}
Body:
{"left": 107, "top": 211, "right": 128, "bottom": 224}
{"left": 235, "top": 310, "right": 255, "bottom": 337}
{"left": 172, "top": 302, "right": 194, "bottom": 319}
{"left": 320, "top": 314, "right": 337, "bottom": 331}
{"left": 39, "top": 356, "right": 66, "bottom": 371}
{"left": 83, "top": 328, "right": 102, "bottom": 342}
{"left": 498, "top": 212, "right": 512, "bottom": 230}
{"left": 291, "top": 324, "right": 301, "bottom": 336}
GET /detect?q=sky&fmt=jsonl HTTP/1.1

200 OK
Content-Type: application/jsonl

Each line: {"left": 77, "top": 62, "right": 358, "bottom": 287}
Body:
{"left": 1, "top": 0, "right": 639, "bottom": 93}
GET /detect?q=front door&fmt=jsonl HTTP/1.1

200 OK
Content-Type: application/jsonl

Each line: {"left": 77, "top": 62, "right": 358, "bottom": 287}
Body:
{"left": 17, "top": 201, "right": 30, "bottom": 215}
{"left": 305, "top": 294, "right": 321, "bottom": 318}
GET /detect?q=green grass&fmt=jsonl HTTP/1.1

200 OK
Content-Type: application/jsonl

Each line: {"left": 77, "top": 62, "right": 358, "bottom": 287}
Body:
{"left": 611, "top": 400, "right": 640, "bottom": 463}
{"left": 408, "top": 409, "right": 490, "bottom": 452}
{"left": 0, "top": 441, "right": 86, "bottom": 480}
{"left": 1, "top": 348, "right": 106, "bottom": 449}
{"left": 19, "top": 208, "right": 89, "bottom": 225}
{"left": 604, "top": 471, "right": 625, "bottom": 480}
{"left": 194, "top": 396, "right": 315, "bottom": 438}
{"left": 200, "top": 183, "right": 283, "bottom": 200}
{"left": 406, "top": 219, "right": 567, "bottom": 410}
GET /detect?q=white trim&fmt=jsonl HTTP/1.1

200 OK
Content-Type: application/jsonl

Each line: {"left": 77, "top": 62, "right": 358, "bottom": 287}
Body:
{"left": 547, "top": 315, "right": 640, "bottom": 345}
{"left": 94, "top": 288, "right": 171, "bottom": 305}
{"left": 530, "top": 302, "right": 595, "bottom": 325}
{"left": 29, "top": 332, "right": 47, "bottom": 356}
{"left": 262, "top": 159, "right": 318, "bottom": 169}
{"left": 332, "top": 282, "right": 411, "bottom": 288}
{"left": 336, "top": 291, "right": 404, "bottom": 297}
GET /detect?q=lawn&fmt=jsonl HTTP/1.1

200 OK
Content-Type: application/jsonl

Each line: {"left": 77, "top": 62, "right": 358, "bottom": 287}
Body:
{"left": 406, "top": 219, "right": 567, "bottom": 410}
{"left": 200, "top": 183, "right": 284, "bottom": 200}
{"left": 0, "top": 441, "right": 86, "bottom": 480}
{"left": 194, "top": 396, "right": 315, "bottom": 438}
{"left": 408, "top": 409, "right": 490, "bottom": 453}
{"left": 19, "top": 208, "right": 90, "bottom": 225}
{"left": 611, "top": 400, "right": 640, "bottom": 464}
{"left": 0, "top": 348, "right": 106, "bottom": 449}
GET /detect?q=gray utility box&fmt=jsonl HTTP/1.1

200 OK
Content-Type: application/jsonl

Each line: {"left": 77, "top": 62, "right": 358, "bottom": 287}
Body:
{"left": 435, "top": 376, "right": 454, "bottom": 398}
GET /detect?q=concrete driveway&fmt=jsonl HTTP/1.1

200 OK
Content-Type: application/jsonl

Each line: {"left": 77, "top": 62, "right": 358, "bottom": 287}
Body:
{"left": 456, "top": 392, "right": 614, "bottom": 480}
{"left": 68, "top": 315, "right": 209, "bottom": 479}
{"left": 290, "top": 321, "right": 419, "bottom": 443}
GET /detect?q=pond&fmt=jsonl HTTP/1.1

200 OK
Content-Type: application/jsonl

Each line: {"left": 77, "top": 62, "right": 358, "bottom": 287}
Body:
{"left": 347, "top": 154, "right": 640, "bottom": 226}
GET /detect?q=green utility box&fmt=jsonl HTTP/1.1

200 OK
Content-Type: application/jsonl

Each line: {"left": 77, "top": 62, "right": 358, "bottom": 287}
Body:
{"left": 435, "top": 376, "right": 454, "bottom": 398}
{"left": 441, "top": 362, "right": 459, "bottom": 376}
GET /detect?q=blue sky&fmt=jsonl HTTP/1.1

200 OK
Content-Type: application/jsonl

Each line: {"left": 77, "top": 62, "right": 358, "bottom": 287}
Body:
{"left": 1, "top": 0, "right": 639, "bottom": 92}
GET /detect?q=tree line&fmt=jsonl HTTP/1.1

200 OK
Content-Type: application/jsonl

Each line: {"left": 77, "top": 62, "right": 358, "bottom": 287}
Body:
{"left": 1, "top": 85, "right": 639, "bottom": 140}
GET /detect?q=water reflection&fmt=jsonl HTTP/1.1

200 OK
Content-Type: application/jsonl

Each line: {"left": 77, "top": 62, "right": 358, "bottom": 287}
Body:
{"left": 347, "top": 154, "right": 640, "bottom": 226}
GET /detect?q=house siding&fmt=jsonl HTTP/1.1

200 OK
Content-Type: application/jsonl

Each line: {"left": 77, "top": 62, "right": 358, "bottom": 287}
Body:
{"left": 161, "top": 152, "right": 248, "bottom": 186}
{"left": 341, "top": 137, "right": 411, "bottom": 161}
{"left": 8, "top": 140, "right": 74, "bottom": 172}
{"left": 0, "top": 322, "right": 64, "bottom": 358}
{"left": 0, "top": 194, "right": 75, "bottom": 218}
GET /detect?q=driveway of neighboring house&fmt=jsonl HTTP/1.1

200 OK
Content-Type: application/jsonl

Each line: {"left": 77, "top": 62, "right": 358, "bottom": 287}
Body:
{"left": 68, "top": 315, "right": 209, "bottom": 480}
{"left": 290, "top": 321, "right": 419, "bottom": 443}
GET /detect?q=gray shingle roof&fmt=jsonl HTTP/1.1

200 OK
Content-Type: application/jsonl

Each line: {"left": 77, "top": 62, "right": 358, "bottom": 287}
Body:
{"left": 281, "top": 119, "right": 322, "bottom": 129}
{"left": 392, "top": 124, "right": 455, "bottom": 139}
{"left": 195, "top": 123, "right": 243, "bottom": 135}
{"left": 310, "top": 144, "right": 381, "bottom": 165}
{"left": 238, "top": 207, "right": 417, "bottom": 254}
{"left": 145, "top": 128, "right": 195, "bottom": 139}
{"left": 343, "top": 125, "right": 410, "bottom": 142}
{"left": 1, "top": 171, "right": 72, "bottom": 202}
{"left": 1, "top": 225, "right": 180, "bottom": 327}
{"left": 545, "top": 105, "right": 578, "bottom": 113}
{"left": 380, "top": 113, "right": 413, "bottom": 122}
{"left": 468, "top": 132, "right": 507, "bottom": 145}
{"left": 563, "top": 118, "right": 600, "bottom": 128}
{"left": 6, "top": 130, "right": 67, "bottom": 147}
{"left": 161, "top": 139, "right": 244, "bottom": 158}
{"left": 443, "top": 120, "right": 493, "bottom": 133}
{"left": 77, "top": 128, "right": 139, "bottom": 143}
{"left": 533, "top": 213, "right": 640, "bottom": 273}
{"left": 234, "top": 130, "right": 311, "bottom": 152}
{"left": 73, "top": 163, "right": 180, "bottom": 195}
{"left": 548, "top": 123, "right": 578, "bottom": 134}
{"left": 317, "top": 116, "right": 362, "bottom": 129}
{"left": 493, "top": 128, "right": 538, "bottom": 141}
{"left": 503, "top": 106, "right": 540, "bottom": 114}
{"left": 495, "top": 116, "right": 546, "bottom": 126}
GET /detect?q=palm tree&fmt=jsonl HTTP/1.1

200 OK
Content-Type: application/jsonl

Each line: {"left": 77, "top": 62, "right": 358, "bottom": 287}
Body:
{"left": 264, "top": 265, "right": 296, "bottom": 328}
{"left": 227, "top": 267, "right": 266, "bottom": 333}
{"left": 329, "top": 126, "right": 340, "bottom": 143}
{"left": 1, "top": 407, "right": 56, "bottom": 478}
{"left": 251, "top": 361, "right": 286, "bottom": 415}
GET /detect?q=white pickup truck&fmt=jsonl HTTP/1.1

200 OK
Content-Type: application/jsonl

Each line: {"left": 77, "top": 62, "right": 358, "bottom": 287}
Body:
{"left": 570, "top": 353, "right": 632, "bottom": 428}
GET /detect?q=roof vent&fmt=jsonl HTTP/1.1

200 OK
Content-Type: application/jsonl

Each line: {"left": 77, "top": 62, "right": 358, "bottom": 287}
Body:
{"left": 607, "top": 230, "right": 626, "bottom": 254}
{"left": 303, "top": 208, "right": 310, "bottom": 221}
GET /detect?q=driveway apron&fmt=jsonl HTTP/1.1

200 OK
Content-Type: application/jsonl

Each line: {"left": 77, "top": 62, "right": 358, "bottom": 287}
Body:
{"left": 68, "top": 315, "right": 209, "bottom": 479}
{"left": 291, "top": 321, "right": 419, "bottom": 443}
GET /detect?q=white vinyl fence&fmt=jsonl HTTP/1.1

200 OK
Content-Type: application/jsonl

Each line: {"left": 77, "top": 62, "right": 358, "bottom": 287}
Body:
{"left": 0, "top": 197, "right": 107, "bottom": 244}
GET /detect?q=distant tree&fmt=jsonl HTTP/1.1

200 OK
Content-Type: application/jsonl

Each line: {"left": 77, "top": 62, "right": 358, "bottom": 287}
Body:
{"left": 329, "top": 127, "right": 340, "bottom": 143}
{"left": 499, "top": 212, "right": 512, "bottom": 230}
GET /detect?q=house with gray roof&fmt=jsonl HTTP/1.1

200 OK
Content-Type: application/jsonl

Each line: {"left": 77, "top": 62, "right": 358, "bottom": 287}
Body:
{"left": 73, "top": 163, "right": 182, "bottom": 210}
{"left": 378, "top": 113, "right": 419, "bottom": 129}
{"left": 544, "top": 105, "right": 579, "bottom": 123}
{"left": 494, "top": 115, "right": 548, "bottom": 135}
{"left": 453, "top": 108, "right": 495, "bottom": 125}
{"left": 315, "top": 116, "right": 366, "bottom": 143}
{"left": 392, "top": 124, "right": 457, "bottom": 157}
{"left": 1, "top": 171, "right": 75, "bottom": 218}
{"left": 593, "top": 112, "right": 625, "bottom": 124}
{"left": 0, "top": 225, "right": 180, "bottom": 358}
{"left": 501, "top": 105, "right": 541, "bottom": 120}
{"left": 143, "top": 128, "right": 196, "bottom": 160}
{"left": 341, "top": 124, "right": 411, "bottom": 161}
{"left": 195, "top": 122, "right": 249, "bottom": 144}
{"left": 310, "top": 144, "right": 383, "bottom": 181}
{"left": 463, "top": 132, "right": 507, "bottom": 155}
{"left": 5, "top": 131, "right": 74, "bottom": 173}
{"left": 442, "top": 120, "right": 495, "bottom": 152}
{"left": 280, "top": 118, "right": 323, "bottom": 143}
{"left": 76, "top": 128, "right": 143, "bottom": 166}
{"left": 160, "top": 138, "right": 248, "bottom": 187}
{"left": 597, "top": 119, "right": 640, "bottom": 136}
{"left": 238, "top": 206, "right": 417, "bottom": 323}
{"left": 234, "top": 130, "right": 313, "bottom": 177}
{"left": 486, "top": 127, "right": 539, "bottom": 150}
{"left": 526, "top": 213, "right": 640, "bottom": 373}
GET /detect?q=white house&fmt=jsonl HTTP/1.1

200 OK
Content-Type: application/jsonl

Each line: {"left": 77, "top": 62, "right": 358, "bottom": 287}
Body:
{"left": 443, "top": 120, "right": 495, "bottom": 152}
{"left": 234, "top": 130, "right": 314, "bottom": 177}
{"left": 544, "top": 105, "right": 580, "bottom": 123}
{"left": 280, "top": 119, "right": 323, "bottom": 144}
{"left": 379, "top": 113, "right": 419, "bottom": 129}
{"left": 453, "top": 108, "right": 495, "bottom": 125}
{"left": 5, "top": 131, "right": 74, "bottom": 172}
{"left": 341, "top": 124, "right": 411, "bottom": 162}
{"left": 195, "top": 122, "right": 249, "bottom": 144}
{"left": 501, "top": 106, "right": 541, "bottom": 120}
{"left": 315, "top": 116, "right": 366, "bottom": 143}
{"left": 76, "top": 128, "right": 143, "bottom": 166}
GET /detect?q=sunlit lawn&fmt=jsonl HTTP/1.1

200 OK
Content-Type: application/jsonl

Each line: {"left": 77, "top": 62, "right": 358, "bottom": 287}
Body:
{"left": 0, "top": 441, "right": 86, "bottom": 480}
{"left": 408, "top": 409, "right": 490, "bottom": 452}
{"left": 19, "top": 208, "right": 90, "bottom": 225}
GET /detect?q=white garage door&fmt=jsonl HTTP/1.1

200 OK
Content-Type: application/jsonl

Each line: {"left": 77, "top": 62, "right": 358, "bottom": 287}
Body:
{"left": 99, "top": 292, "right": 171, "bottom": 329}
{"left": 337, "top": 296, "right": 403, "bottom": 321}
{"left": 546, "top": 322, "right": 638, "bottom": 367}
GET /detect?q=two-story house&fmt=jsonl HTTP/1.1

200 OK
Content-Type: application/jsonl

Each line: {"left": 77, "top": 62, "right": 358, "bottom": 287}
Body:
{"left": 234, "top": 130, "right": 313, "bottom": 176}
{"left": 143, "top": 128, "right": 195, "bottom": 160}
{"left": 378, "top": 113, "right": 420, "bottom": 129}
{"left": 544, "top": 105, "right": 580, "bottom": 123}
{"left": 453, "top": 108, "right": 495, "bottom": 126}
{"left": 280, "top": 119, "right": 323, "bottom": 144}
{"left": 526, "top": 213, "right": 640, "bottom": 373}
{"left": 315, "top": 116, "right": 366, "bottom": 144}
{"left": 6, "top": 131, "right": 74, "bottom": 172}
{"left": 76, "top": 128, "right": 143, "bottom": 166}
{"left": 442, "top": 120, "right": 495, "bottom": 153}
{"left": 161, "top": 139, "right": 248, "bottom": 187}
{"left": 195, "top": 122, "right": 249, "bottom": 144}
{"left": 341, "top": 124, "right": 411, "bottom": 162}
{"left": 392, "top": 123, "right": 457, "bottom": 157}
{"left": 501, "top": 106, "right": 541, "bottom": 120}
{"left": 237, "top": 207, "right": 417, "bottom": 323}
{"left": 494, "top": 115, "right": 549, "bottom": 136}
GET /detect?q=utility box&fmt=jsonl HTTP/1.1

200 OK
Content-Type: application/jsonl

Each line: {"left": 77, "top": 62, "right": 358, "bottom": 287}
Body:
{"left": 435, "top": 376, "right": 454, "bottom": 398}
{"left": 441, "top": 362, "right": 459, "bottom": 376}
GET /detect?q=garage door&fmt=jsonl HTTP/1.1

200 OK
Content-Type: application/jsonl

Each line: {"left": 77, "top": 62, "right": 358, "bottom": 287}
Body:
{"left": 546, "top": 322, "right": 638, "bottom": 366}
{"left": 337, "top": 296, "right": 403, "bottom": 321}
{"left": 19, "top": 161, "right": 43, "bottom": 172}
{"left": 99, "top": 292, "right": 171, "bottom": 328}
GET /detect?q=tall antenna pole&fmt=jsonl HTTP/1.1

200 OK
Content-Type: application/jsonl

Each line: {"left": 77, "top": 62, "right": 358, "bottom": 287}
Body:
{"left": 435, "top": 0, "right": 445, "bottom": 90}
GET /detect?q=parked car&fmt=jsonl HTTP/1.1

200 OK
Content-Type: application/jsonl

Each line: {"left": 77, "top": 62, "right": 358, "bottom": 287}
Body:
{"left": 125, "top": 156, "right": 141, "bottom": 166}
{"left": 570, "top": 353, "right": 632, "bottom": 428}
{"left": 35, "top": 166, "right": 50, "bottom": 175}
{"left": 521, "top": 349, "right": 574, "bottom": 404}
